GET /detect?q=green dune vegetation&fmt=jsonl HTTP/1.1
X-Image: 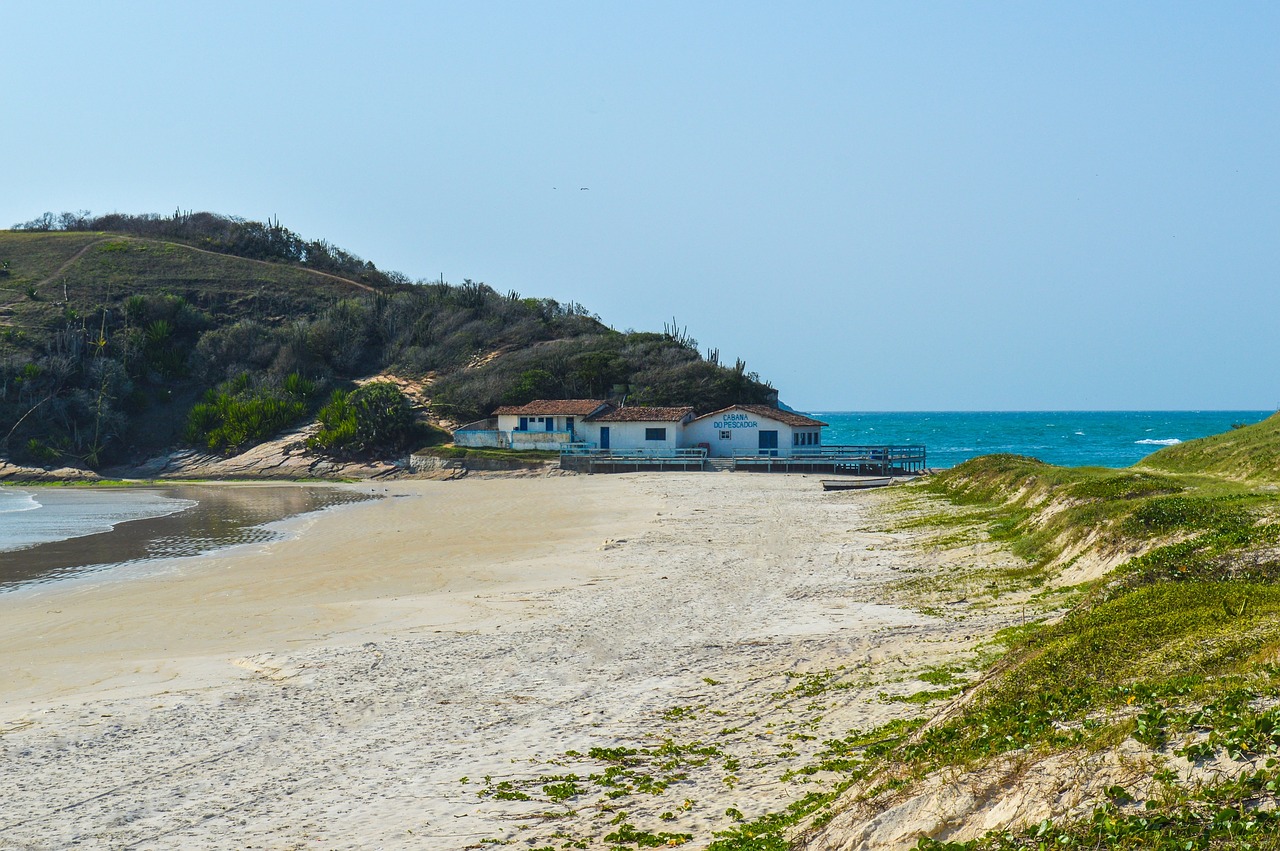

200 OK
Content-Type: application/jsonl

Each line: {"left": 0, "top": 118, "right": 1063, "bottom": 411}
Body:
{"left": 0, "top": 211, "right": 773, "bottom": 469}
{"left": 707, "top": 416, "right": 1280, "bottom": 851}
{"left": 1140, "top": 414, "right": 1280, "bottom": 482}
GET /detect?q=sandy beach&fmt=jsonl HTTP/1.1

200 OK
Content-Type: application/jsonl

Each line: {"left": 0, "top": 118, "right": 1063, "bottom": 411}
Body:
{"left": 0, "top": 473, "right": 1022, "bottom": 850}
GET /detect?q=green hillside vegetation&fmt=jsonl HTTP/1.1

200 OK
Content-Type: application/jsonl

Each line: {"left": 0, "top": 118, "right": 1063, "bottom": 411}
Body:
{"left": 0, "top": 212, "right": 774, "bottom": 468}
{"left": 184, "top": 372, "right": 316, "bottom": 453}
{"left": 9, "top": 210, "right": 407, "bottom": 288}
{"left": 705, "top": 429, "right": 1280, "bottom": 850}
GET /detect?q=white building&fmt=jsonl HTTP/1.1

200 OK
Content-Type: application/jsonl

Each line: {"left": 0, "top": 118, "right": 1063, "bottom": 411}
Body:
{"left": 457, "top": 399, "right": 827, "bottom": 457}
{"left": 458, "top": 399, "right": 610, "bottom": 450}
{"left": 578, "top": 406, "right": 695, "bottom": 453}
{"left": 684, "top": 405, "right": 827, "bottom": 458}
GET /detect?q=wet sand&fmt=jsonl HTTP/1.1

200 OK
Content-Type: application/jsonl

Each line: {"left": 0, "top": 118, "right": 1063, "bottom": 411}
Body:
{"left": 0, "top": 484, "right": 372, "bottom": 589}
{"left": 0, "top": 474, "right": 1019, "bottom": 849}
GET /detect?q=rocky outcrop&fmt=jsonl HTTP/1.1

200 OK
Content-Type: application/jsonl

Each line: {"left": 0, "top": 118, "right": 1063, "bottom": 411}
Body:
{"left": 4, "top": 421, "right": 563, "bottom": 483}
{"left": 0, "top": 460, "right": 100, "bottom": 482}
{"left": 116, "top": 431, "right": 562, "bottom": 482}
{"left": 117, "top": 425, "right": 403, "bottom": 480}
{"left": 124, "top": 447, "right": 403, "bottom": 480}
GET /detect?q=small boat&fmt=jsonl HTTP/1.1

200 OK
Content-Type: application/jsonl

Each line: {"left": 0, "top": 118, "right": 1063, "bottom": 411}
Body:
{"left": 821, "top": 477, "right": 893, "bottom": 491}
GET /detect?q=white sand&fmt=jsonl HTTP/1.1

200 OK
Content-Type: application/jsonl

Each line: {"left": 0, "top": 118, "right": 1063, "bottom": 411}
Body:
{"left": 0, "top": 474, "right": 1015, "bottom": 849}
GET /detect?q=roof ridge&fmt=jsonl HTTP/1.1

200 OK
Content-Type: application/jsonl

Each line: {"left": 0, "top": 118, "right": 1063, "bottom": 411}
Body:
{"left": 690, "top": 403, "right": 828, "bottom": 427}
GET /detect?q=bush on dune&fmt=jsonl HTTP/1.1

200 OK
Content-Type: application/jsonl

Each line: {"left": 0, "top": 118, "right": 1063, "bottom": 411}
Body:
{"left": 307, "top": 381, "right": 421, "bottom": 456}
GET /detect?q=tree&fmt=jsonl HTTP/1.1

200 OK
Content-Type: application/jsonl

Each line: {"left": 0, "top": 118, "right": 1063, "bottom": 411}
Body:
{"left": 502, "top": 368, "right": 558, "bottom": 405}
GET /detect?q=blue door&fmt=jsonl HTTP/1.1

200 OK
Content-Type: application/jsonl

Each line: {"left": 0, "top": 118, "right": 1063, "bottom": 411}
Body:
{"left": 759, "top": 430, "right": 778, "bottom": 456}
{"left": 600, "top": 427, "right": 610, "bottom": 450}
{"left": 519, "top": 417, "right": 528, "bottom": 431}
{"left": 545, "top": 417, "right": 555, "bottom": 432}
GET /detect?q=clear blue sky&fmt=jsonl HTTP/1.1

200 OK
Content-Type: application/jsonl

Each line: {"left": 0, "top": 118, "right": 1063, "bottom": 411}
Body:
{"left": 5, "top": 2, "right": 1277, "bottom": 410}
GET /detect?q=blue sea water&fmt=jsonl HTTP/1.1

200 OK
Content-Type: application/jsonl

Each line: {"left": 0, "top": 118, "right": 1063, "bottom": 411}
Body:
{"left": 811, "top": 411, "right": 1275, "bottom": 470}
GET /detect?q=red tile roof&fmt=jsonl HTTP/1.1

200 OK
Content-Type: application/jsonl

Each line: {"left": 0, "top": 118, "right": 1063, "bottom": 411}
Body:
{"left": 493, "top": 399, "right": 612, "bottom": 416}
{"left": 591, "top": 406, "right": 695, "bottom": 423}
{"left": 691, "top": 404, "right": 828, "bottom": 428}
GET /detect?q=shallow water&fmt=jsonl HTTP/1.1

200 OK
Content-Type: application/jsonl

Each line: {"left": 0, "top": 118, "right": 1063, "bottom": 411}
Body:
{"left": 0, "top": 488, "right": 196, "bottom": 554}
{"left": 0, "top": 485, "right": 376, "bottom": 590}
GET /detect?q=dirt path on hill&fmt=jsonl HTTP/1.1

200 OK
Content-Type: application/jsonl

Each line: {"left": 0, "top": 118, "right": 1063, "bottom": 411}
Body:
{"left": 156, "top": 238, "right": 380, "bottom": 293}
{"left": 29, "top": 235, "right": 379, "bottom": 295}
{"left": 29, "top": 237, "right": 115, "bottom": 292}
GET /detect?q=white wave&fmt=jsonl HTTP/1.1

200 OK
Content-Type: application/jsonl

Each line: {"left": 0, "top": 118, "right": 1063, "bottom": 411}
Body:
{"left": 1074, "top": 431, "right": 1085, "bottom": 436}
{"left": 1135, "top": 438, "right": 1182, "bottom": 446}
{"left": 0, "top": 490, "right": 40, "bottom": 514}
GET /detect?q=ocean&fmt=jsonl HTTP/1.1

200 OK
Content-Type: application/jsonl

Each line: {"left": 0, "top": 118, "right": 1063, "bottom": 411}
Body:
{"left": 813, "top": 410, "right": 1274, "bottom": 470}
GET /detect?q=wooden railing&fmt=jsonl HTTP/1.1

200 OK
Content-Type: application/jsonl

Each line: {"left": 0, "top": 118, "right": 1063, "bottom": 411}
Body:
{"left": 790, "top": 445, "right": 927, "bottom": 462}
{"left": 732, "top": 445, "right": 927, "bottom": 470}
{"left": 561, "top": 444, "right": 707, "bottom": 460}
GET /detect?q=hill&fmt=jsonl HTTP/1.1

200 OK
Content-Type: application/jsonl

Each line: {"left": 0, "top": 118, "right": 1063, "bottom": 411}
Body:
{"left": 0, "top": 212, "right": 775, "bottom": 469}
{"left": 0, "top": 230, "right": 375, "bottom": 337}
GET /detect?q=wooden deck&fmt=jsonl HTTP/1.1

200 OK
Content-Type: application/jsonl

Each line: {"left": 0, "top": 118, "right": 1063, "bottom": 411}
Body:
{"left": 733, "top": 445, "right": 926, "bottom": 476}
{"left": 559, "top": 444, "right": 926, "bottom": 475}
{"left": 559, "top": 447, "right": 707, "bottom": 473}
{"left": 559, "top": 456, "right": 706, "bottom": 473}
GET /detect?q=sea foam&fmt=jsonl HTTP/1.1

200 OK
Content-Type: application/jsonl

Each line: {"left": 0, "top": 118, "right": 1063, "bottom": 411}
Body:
{"left": 1134, "top": 438, "right": 1182, "bottom": 446}
{"left": 0, "top": 490, "right": 40, "bottom": 514}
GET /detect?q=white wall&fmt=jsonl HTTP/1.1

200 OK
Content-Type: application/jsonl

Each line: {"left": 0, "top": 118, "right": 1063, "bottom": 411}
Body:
{"left": 498, "top": 413, "right": 542, "bottom": 433}
{"left": 510, "top": 431, "right": 575, "bottom": 451}
{"left": 578, "top": 420, "right": 682, "bottom": 453}
{"left": 496, "top": 414, "right": 581, "bottom": 437}
{"left": 684, "top": 410, "right": 801, "bottom": 457}
{"left": 791, "top": 428, "right": 823, "bottom": 450}
{"left": 455, "top": 430, "right": 509, "bottom": 448}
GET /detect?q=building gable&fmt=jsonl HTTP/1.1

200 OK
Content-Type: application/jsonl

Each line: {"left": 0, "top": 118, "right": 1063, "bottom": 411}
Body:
{"left": 690, "top": 404, "right": 828, "bottom": 429}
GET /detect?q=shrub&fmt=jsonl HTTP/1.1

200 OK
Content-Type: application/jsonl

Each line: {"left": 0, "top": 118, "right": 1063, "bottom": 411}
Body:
{"left": 184, "top": 372, "right": 315, "bottom": 454}
{"left": 307, "top": 381, "right": 416, "bottom": 456}
{"left": 25, "top": 438, "right": 62, "bottom": 464}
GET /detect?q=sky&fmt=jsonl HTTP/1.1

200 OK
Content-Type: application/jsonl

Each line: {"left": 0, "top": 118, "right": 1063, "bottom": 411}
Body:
{"left": 4, "top": 2, "right": 1277, "bottom": 410}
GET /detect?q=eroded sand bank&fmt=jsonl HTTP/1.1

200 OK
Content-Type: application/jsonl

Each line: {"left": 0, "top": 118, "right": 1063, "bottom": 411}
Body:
{"left": 0, "top": 474, "right": 1016, "bottom": 849}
